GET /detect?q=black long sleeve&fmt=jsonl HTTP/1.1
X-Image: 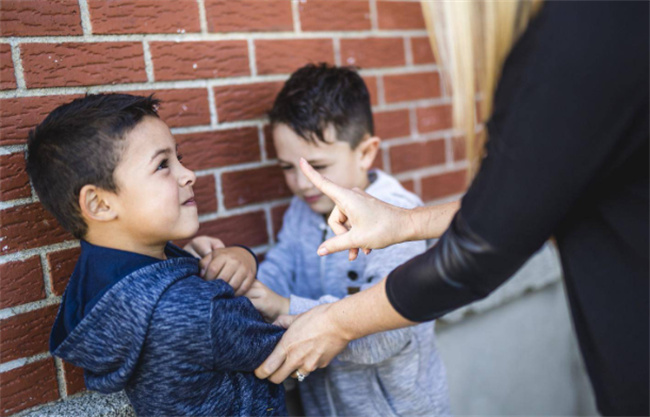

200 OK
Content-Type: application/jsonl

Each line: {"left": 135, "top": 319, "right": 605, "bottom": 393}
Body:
{"left": 386, "top": 2, "right": 648, "bottom": 415}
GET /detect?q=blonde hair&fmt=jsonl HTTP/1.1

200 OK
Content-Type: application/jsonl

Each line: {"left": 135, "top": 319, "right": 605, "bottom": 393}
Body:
{"left": 421, "top": 0, "right": 543, "bottom": 177}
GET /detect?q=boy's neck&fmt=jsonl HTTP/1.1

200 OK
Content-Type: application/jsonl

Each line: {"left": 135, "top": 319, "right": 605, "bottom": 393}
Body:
{"left": 85, "top": 227, "right": 167, "bottom": 260}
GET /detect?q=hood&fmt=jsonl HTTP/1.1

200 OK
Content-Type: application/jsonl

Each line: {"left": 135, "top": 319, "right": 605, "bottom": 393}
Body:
{"left": 366, "top": 169, "right": 422, "bottom": 209}
{"left": 50, "top": 257, "right": 199, "bottom": 393}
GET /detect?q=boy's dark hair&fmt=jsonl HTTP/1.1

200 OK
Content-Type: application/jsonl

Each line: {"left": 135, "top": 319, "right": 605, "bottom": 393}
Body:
{"left": 26, "top": 93, "right": 160, "bottom": 239}
{"left": 269, "top": 63, "right": 374, "bottom": 149}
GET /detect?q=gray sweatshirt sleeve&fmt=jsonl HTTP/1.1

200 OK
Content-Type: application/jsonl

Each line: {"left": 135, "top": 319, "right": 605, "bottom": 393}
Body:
{"left": 257, "top": 204, "right": 298, "bottom": 298}
{"left": 290, "top": 238, "right": 428, "bottom": 365}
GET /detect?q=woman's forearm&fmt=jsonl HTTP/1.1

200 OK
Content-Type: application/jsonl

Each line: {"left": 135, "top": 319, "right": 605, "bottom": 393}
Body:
{"left": 328, "top": 277, "right": 416, "bottom": 342}
{"left": 406, "top": 200, "right": 460, "bottom": 242}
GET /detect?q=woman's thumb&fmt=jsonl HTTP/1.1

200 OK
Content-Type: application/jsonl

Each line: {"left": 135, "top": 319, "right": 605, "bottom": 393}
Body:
{"left": 317, "top": 233, "right": 356, "bottom": 256}
{"left": 273, "top": 314, "right": 298, "bottom": 329}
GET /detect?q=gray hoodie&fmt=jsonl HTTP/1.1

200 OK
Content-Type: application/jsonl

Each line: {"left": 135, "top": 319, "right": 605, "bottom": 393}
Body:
{"left": 258, "top": 170, "right": 450, "bottom": 417}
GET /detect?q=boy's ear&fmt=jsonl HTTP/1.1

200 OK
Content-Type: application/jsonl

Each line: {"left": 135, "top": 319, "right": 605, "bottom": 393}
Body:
{"left": 357, "top": 136, "right": 381, "bottom": 170}
{"left": 79, "top": 185, "right": 118, "bottom": 222}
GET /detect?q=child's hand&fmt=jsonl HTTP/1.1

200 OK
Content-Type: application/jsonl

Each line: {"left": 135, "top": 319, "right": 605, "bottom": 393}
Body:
{"left": 245, "top": 280, "right": 290, "bottom": 323}
{"left": 184, "top": 235, "right": 225, "bottom": 258}
{"left": 199, "top": 247, "right": 257, "bottom": 296}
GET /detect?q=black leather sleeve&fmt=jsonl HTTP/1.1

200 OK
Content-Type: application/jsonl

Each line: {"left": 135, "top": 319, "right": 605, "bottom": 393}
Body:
{"left": 385, "top": 211, "right": 530, "bottom": 322}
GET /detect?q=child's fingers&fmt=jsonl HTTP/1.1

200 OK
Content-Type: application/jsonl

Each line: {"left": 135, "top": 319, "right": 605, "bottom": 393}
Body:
{"left": 202, "top": 255, "right": 226, "bottom": 280}
{"left": 218, "top": 262, "right": 239, "bottom": 284}
{"left": 236, "top": 274, "right": 256, "bottom": 296}
{"left": 231, "top": 270, "right": 251, "bottom": 296}
{"left": 273, "top": 314, "right": 298, "bottom": 328}
{"left": 348, "top": 248, "right": 359, "bottom": 261}
{"left": 210, "top": 238, "right": 226, "bottom": 250}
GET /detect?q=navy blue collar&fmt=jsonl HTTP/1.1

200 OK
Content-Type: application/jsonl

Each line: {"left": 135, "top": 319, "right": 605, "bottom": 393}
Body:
{"left": 61, "top": 240, "right": 193, "bottom": 337}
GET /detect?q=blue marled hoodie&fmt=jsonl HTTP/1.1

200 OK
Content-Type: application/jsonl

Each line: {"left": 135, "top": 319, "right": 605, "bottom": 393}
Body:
{"left": 259, "top": 170, "right": 450, "bottom": 417}
{"left": 50, "top": 243, "right": 286, "bottom": 417}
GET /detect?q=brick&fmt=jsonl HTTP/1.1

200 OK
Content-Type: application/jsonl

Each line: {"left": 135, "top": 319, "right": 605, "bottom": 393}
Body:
{"left": 118, "top": 88, "right": 211, "bottom": 128}
{"left": 400, "top": 179, "right": 415, "bottom": 193}
{"left": 377, "top": 1, "right": 425, "bottom": 30}
{"left": 0, "top": 44, "right": 16, "bottom": 90}
{"left": 0, "top": 203, "right": 74, "bottom": 255}
{"left": 0, "top": 95, "right": 83, "bottom": 146}
{"left": 194, "top": 175, "right": 217, "bottom": 215}
{"left": 195, "top": 211, "right": 269, "bottom": 247}
{"left": 452, "top": 136, "right": 466, "bottom": 161}
{"left": 88, "top": 0, "right": 200, "bottom": 34}
{"left": 363, "top": 76, "right": 379, "bottom": 106}
{"left": 341, "top": 38, "right": 404, "bottom": 68}
{"left": 255, "top": 39, "right": 334, "bottom": 75}
{"left": 21, "top": 43, "right": 146, "bottom": 88}
{"left": 389, "top": 139, "right": 446, "bottom": 173}
{"left": 374, "top": 109, "right": 410, "bottom": 140}
{"left": 263, "top": 125, "right": 277, "bottom": 159}
{"left": 47, "top": 247, "right": 81, "bottom": 296}
{"left": 214, "top": 82, "right": 283, "bottom": 123}
{"left": 417, "top": 104, "right": 452, "bottom": 133}
{"left": 0, "top": 0, "right": 81, "bottom": 37}
{"left": 299, "top": 1, "right": 371, "bottom": 31}
{"left": 0, "top": 304, "right": 59, "bottom": 364}
{"left": 62, "top": 361, "right": 85, "bottom": 396}
{"left": 0, "top": 257, "right": 45, "bottom": 309}
{"left": 384, "top": 72, "right": 441, "bottom": 103}
{"left": 412, "top": 37, "right": 435, "bottom": 64}
{"left": 176, "top": 128, "right": 260, "bottom": 171}
{"left": 205, "top": 0, "right": 293, "bottom": 33}
{"left": 222, "top": 166, "right": 291, "bottom": 209}
{"left": 150, "top": 41, "right": 249, "bottom": 81}
{"left": 0, "top": 153, "right": 31, "bottom": 202}
{"left": 271, "top": 204, "right": 289, "bottom": 238}
{"left": 421, "top": 170, "right": 468, "bottom": 201}
{"left": 0, "top": 358, "right": 59, "bottom": 417}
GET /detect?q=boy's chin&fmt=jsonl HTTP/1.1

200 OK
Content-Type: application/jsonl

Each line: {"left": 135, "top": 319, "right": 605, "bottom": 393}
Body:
{"left": 307, "top": 200, "right": 335, "bottom": 215}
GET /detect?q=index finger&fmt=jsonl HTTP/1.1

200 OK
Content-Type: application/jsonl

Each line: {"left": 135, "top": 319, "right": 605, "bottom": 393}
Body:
{"left": 255, "top": 343, "right": 287, "bottom": 380}
{"left": 300, "top": 158, "right": 349, "bottom": 205}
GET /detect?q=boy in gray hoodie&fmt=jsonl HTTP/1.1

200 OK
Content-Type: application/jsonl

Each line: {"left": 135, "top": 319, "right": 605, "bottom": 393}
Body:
{"left": 192, "top": 64, "right": 450, "bottom": 416}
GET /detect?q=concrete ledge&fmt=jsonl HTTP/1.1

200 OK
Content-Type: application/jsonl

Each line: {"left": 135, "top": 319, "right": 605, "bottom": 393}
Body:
{"left": 21, "top": 391, "right": 133, "bottom": 417}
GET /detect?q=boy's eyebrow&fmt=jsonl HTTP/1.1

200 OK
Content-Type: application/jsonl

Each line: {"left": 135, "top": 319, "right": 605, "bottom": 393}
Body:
{"left": 277, "top": 158, "right": 329, "bottom": 165}
{"left": 149, "top": 147, "right": 173, "bottom": 162}
{"left": 149, "top": 145, "right": 179, "bottom": 163}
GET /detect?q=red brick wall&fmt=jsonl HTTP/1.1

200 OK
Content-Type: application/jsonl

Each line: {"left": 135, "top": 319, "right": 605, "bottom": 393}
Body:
{"left": 0, "top": 1, "right": 467, "bottom": 415}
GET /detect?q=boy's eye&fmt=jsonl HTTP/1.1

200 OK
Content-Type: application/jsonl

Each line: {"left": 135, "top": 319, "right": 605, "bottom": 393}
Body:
{"left": 280, "top": 165, "right": 293, "bottom": 171}
{"left": 312, "top": 165, "right": 327, "bottom": 171}
{"left": 157, "top": 159, "right": 169, "bottom": 171}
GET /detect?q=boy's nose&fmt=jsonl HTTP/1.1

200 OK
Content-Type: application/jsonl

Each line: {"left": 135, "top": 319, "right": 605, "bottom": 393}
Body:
{"left": 296, "top": 170, "right": 313, "bottom": 192}
{"left": 179, "top": 164, "right": 196, "bottom": 187}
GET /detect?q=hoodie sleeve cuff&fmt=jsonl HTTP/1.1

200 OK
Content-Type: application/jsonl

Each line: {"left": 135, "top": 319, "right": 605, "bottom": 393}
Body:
{"left": 289, "top": 295, "right": 320, "bottom": 315}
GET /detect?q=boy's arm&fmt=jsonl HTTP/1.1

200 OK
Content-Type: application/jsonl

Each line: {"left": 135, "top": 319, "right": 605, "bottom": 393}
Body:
{"left": 256, "top": 203, "right": 300, "bottom": 297}
{"left": 209, "top": 280, "right": 285, "bottom": 372}
{"left": 290, "top": 239, "right": 426, "bottom": 365}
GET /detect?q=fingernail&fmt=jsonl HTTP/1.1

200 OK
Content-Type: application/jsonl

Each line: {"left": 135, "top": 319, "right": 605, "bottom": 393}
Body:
{"left": 318, "top": 247, "right": 328, "bottom": 256}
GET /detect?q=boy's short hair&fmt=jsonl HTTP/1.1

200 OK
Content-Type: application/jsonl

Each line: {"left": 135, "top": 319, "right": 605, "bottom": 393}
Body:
{"left": 269, "top": 63, "right": 374, "bottom": 149}
{"left": 26, "top": 93, "right": 160, "bottom": 239}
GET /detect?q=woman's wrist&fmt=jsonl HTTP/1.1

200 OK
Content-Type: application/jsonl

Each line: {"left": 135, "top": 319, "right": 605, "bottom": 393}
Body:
{"left": 407, "top": 201, "right": 461, "bottom": 241}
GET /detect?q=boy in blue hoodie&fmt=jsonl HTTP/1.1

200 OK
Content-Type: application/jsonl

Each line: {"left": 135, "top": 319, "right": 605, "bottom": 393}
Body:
{"left": 26, "top": 93, "right": 286, "bottom": 417}
{"left": 190, "top": 64, "right": 451, "bottom": 416}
